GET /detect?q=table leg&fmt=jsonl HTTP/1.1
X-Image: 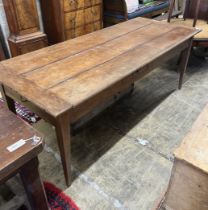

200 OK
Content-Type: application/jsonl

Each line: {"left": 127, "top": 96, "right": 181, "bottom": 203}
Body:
{"left": 20, "top": 157, "right": 49, "bottom": 210}
{"left": 0, "top": 85, "right": 16, "bottom": 113}
{"left": 55, "top": 113, "right": 71, "bottom": 186}
{"left": 178, "top": 39, "right": 193, "bottom": 89}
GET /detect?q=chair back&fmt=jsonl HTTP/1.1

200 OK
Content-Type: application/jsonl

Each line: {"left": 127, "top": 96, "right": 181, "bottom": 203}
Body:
{"left": 185, "top": 0, "right": 208, "bottom": 21}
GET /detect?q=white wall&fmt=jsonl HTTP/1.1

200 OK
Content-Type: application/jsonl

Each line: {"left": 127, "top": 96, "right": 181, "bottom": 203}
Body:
{"left": 0, "top": 0, "right": 10, "bottom": 54}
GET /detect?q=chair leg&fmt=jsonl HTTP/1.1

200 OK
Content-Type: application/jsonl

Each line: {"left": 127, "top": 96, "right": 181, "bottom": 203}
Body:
{"left": 183, "top": 0, "right": 191, "bottom": 21}
{"left": 168, "top": 0, "right": 175, "bottom": 22}
{"left": 193, "top": 0, "right": 201, "bottom": 27}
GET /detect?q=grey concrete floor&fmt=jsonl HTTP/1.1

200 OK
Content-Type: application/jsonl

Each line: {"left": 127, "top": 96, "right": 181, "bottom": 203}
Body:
{"left": 2, "top": 53, "right": 208, "bottom": 210}
{"left": 34, "top": 53, "right": 208, "bottom": 210}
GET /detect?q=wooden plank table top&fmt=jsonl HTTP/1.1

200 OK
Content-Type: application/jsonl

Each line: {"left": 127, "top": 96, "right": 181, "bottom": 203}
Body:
{"left": 0, "top": 17, "right": 199, "bottom": 186}
{"left": 0, "top": 103, "right": 49, "bottom": 210}
{"left": 0, "top": 103, "right": 43, "bottom": 180}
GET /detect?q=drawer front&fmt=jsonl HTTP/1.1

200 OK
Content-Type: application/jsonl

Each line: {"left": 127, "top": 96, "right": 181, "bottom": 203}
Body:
{"left": 64, "top": 5, "right": 102, "bottom": 30}
{"left": 64, "top": 0, "right": 102, "bottom": 12}
{"left": 65, "top": 21, "right": 101, "bottom": 39}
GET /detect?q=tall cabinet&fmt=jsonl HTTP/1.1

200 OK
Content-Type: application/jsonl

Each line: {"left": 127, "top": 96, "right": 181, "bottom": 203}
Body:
{"left": 2, "top": 0, "right": 47, "bottom": 57}
{"left": 40, "top": 0, "right": 103, "bottom": 45}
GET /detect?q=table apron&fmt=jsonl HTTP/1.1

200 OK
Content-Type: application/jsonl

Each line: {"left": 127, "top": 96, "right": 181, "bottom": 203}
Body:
{"left": 2, "top": 86, "right": 58, "bottom": 125}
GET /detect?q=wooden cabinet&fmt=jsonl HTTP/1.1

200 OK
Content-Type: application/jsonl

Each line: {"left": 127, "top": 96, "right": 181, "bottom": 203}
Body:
{"left": 3, "top": 0, "right": 47, "bottom": 57}
{"left": 40, "top": 0, "right": 103, "bottom": 45}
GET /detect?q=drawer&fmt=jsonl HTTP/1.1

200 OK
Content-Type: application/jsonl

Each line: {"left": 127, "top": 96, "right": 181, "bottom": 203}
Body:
{"left": 85, "top": 20, "right": 102, "bottom": 33}
{"left": 65, "top": 25, "right": 86, "bottom": 39}
{"left": 65, "top": 21, "right": 102, "bottom": 39}
{"left": 64, "top": 0, "right": 102, "bottom": 12}
{"left": 85, "top": 5, "right": 102, "bottom": 24}
{"left": 64, "top": 5, "right": 102, "bottom": 30}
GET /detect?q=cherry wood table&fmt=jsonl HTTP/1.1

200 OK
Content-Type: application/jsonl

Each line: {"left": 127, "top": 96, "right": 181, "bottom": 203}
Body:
{"left": 0, "top": 103, "right": 49, "bottom": 210}
{"left": 0, "top": 17, "right": 199, "bottom": 186}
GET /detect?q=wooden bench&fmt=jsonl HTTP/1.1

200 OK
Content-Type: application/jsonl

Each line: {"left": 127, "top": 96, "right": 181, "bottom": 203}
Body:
{"left": 0, "top": 103, "right": 49, "bottom": 210}
{"left": 161, "top": 104, "right": 208, "bottom": 210}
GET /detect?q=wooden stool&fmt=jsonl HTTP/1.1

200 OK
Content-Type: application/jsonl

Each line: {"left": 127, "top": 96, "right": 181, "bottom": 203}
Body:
{"left": 161, "top": 104, "right": 208, "bottom": 210}
{"left": 0, "top": 103, "right": 49, "bottom": 210}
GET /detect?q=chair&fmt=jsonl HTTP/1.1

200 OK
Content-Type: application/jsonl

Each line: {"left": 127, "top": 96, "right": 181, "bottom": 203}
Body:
{"left": 168, "top": 0, "right": 208, "bottom": 47}
{"left": 104, "top": 0, "right": 170, "bottom": 27}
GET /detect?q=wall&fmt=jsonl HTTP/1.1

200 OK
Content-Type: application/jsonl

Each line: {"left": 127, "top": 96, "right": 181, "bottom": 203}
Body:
{"left": 0, "top": 0, "right": 10, "bottom": 55}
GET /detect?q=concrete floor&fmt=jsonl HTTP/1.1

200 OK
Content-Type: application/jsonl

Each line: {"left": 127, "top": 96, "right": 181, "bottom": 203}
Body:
{"left": 1, "top": 53, "right": 208, "bottom": 210}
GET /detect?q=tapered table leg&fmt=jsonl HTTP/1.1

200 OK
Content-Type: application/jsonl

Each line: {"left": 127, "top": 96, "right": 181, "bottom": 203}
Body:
{"left": 178, "top": 38, "right": 193, "bottom": 89}
{"left": 55, "top": 113, "right": 71, "bottom": 186}
{"left": 20, "top": 157, "right": 49, "bottom": 210}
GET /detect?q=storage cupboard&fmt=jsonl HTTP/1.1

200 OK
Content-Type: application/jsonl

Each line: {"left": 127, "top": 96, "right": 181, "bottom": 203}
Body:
{"left": 40, "top": 0, "right": 103, "bottom": 45}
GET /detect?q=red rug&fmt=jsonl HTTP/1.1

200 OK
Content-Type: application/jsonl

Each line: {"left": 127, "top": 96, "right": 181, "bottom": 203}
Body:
{"left": 44, "top": 182, "right": 80, "bottom": 210}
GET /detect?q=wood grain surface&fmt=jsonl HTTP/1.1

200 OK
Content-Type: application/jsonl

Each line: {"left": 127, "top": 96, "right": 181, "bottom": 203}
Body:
{"left": 175, "top": 104, "right": 208, "bottom": 173}
{"left": 0, "top": 18, "right": 198, "bottom": 117}
{"left": 40, "top": 0, "right": 103, "bottom": 44}
{"left": 0, "top": 103, "right": 43, "bottom": 180}
{"left": 163, "top": 104, "right": 208, "bottom": 210}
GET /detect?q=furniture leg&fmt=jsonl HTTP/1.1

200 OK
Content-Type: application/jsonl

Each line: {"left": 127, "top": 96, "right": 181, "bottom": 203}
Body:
{"left": 19, "top": 157, "right": 49, "bottom": 210}
{"left": 184, "top": 0, "right": 191, "bottom": 21}
{"left": 193, "top": 0, "right": 201, "bottom": 27}
{"left": 178, "top": 39, "right": 193, "bottom": 89}
{"left": 168, "top": 0, "right": 175, "bottom": 22}
{"left": 0, "top": 85, "right": 16, "bottom": 113}
{"left": 174, "top": 0, "right": 178, "bottom": 11}
{"left": 55, "top": 113, "right": 71, "bottom": 186}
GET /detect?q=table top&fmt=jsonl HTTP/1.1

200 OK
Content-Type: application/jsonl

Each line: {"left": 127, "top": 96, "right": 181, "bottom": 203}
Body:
{"left": 0, "top": 103, "right": 43, "bottom": 180}
{"left": 0, "top": 18, "right": 199, "bottom": 118}
{"left": 175, "top": 104, "right": 208, "bottom": 173}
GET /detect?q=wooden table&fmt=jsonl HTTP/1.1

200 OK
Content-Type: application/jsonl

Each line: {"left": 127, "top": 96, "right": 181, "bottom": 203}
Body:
{"left": 0, "top": 17, "right": 199, "bottom": 186}
{"left": 0, "top": 103, "right": 49, "bottom": 210}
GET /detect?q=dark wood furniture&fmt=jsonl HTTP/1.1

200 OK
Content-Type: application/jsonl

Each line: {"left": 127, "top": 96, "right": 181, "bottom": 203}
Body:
{"left": 104, "top": 0, "right": 170, "bottom": 27}
{"left": 185, "top": 0, "right": 208, "bottom": 21}
{"left": 0, "top": 17, "right": 199, "bottom": 186}
{"left": 0, "top": 43, "right": 5, "bottom": 61}
{"left": 161, "top": 104, "right": 208, "bottom": 210}
{"left": 168, "top": 0, "right": 208, "bottom": 47}
{"left": 0, "top": 27, "right": 6, "bottom": 61}
{"left": 0, "top": 103, "right": 49, "bottom": 210}
{"left": 39, "top": 0, "right": 103, "bottom": 45}
{"left": 2, "top": 0, "right": 47, "bottom": 57}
